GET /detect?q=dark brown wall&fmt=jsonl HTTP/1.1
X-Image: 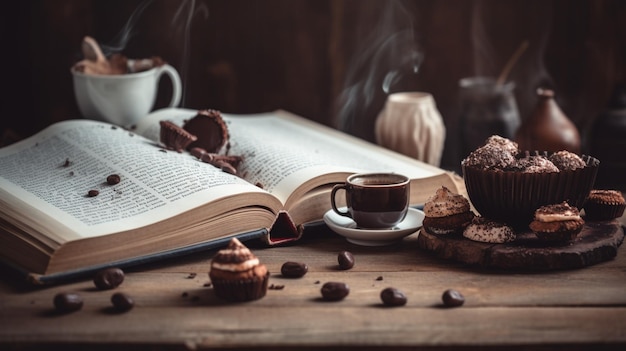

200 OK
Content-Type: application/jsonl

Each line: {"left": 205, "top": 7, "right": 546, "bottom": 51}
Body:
{"left": 3, "top": 0, "right": 625, "bottom": 171}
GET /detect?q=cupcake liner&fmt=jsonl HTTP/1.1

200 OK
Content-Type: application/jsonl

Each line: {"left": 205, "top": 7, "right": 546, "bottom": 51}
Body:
{"left": 584, "top": 202, "right": 626, "bottom": 221}
{"left": 462, "top": 152, "right": 599, "bottom": 226}
{"left": 211, "top": 272, "right": 269, "bottom": 302}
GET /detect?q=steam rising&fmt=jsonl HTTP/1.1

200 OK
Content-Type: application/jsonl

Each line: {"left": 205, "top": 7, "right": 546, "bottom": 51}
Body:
{"left": 93, "top": 0, "right": 209, "bottom": 107}
{"left": 170, "top": 0, "right": 209, "bottom": 106}
{"left": 99, "top": 0, "right": 155, "bottom": 56}
{"left": 336, "top": 0, "right": 423, "bottom": 140}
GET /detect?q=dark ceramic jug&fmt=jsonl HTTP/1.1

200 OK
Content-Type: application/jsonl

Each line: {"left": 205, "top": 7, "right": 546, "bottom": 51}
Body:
{"left": 515, "top": 88, "right": 581, "bottom": 154}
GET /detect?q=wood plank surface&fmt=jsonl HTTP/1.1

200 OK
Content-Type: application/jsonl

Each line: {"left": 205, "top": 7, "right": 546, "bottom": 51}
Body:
{"left": 1, "top": 221, "right": 626, "bottom": 350}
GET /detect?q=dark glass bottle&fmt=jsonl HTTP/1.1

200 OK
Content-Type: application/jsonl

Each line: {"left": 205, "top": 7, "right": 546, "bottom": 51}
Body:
{"left": 458, "top": 76, "right": 520, "bottom": 160}
{"left": 590, "top": 83, "right": 626, "bottom": 190}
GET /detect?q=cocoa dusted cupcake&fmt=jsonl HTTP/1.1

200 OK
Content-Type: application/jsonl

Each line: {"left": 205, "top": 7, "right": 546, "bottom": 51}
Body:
{"left": 529, "top": 202, "right": 585, "bottom": 242}
{"left": 583, "top": 190, "right": 626, "bottom": 221}
{"left": 548, "top": 150, "right": 586, "bottom": 171}
{"left": 209, "top": 238, "right": 269, "bottom": 302}
{"left": 506, "top": 155, "right": 559, "bottom": 173}
{"left": 423, "top": 186, "right": 475, "bottom": 235}
{"left": 159, "top": 120, "right": 198, "bottom": 152}
{"left": 183, "top": 109, "right": 230, "bottom": 153}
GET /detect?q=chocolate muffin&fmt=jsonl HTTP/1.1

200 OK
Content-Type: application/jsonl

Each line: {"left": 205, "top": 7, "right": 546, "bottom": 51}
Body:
{"left": 529, "top": 202, "right": 585, "bottom": 242}
{"left": 548, "top": 150, "right": 586, "bottom": 171}
{"left": 461, "top": 135, "right": 519, "bottom": 171}
{"left": 507, "top": 155, "right": 559, "bottom": 173}
{"left": 463, "top": 216, "right": 515, "bottom": 243}
{"left": 583, "top": 190, "right": 626, "bottom": 221}
{"left": 183, "top": 109, "right": 230, "bottom": 153}
{"left": 209, "top": 238, "right": 269, "bottom": 302}
{"left": 422, "top": 186, "right": 475, "bottom": 235}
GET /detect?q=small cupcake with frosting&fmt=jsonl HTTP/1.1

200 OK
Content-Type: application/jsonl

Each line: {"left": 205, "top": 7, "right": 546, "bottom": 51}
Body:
{"left": 209, "top": 238, "right": 269, "bottom": 302}
{"left": 423, "top": 186, "right": 475, "bottom": 235}
{"left": 529, "top": 202, "right": 585, "bottom": 242}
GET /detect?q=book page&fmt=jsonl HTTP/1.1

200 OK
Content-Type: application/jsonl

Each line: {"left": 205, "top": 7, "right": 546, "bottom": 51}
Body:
{"left": 0, "top": 120, "right": 270, "bottom": 243}
{"left": 137, "top": 108, "right": 444, "bottom": 203}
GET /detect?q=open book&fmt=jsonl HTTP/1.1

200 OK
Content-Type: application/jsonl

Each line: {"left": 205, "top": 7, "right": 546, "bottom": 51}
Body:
{"left": 0, "top": 108, "right": 462, "bottom": 284}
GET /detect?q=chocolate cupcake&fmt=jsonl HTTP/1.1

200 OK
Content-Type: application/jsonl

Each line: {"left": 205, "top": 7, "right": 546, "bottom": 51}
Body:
{"left": 183, "top": 109, "right": 230, "bottom": 153}
{"left": 462, "top": 136, "right": 599, "bottom": 226}
{"left": 506, "top": 155, "right": 559, "bottom": 173}
{"left": 529, "top": 202, "right": 585, "bottom": 242}
{"left": 209, "top": 238, "right": 269, "bottom": 302}
{"left": 159, "top": 120, "right": 198, "bottom": 152}
{"left": 422, "top": 186, "right": 475, "bottom": 235}
{"left": 548, "top": 150, "right": 586, "bottom": 171}
{"left": 583, "top": 190, "right": 626, "bottom": 221}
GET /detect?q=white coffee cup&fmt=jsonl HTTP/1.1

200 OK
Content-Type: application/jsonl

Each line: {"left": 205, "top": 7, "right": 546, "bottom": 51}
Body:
{"left": 71, "top": 64, "right": 182, "bottom": 126}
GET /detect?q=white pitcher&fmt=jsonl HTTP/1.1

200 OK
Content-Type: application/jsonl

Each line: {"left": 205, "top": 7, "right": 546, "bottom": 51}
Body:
{"left": 375, "top": 92, "right": 446, "bottom": 166}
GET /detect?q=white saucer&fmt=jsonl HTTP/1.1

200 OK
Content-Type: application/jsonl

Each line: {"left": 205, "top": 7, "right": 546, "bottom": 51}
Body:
{"left": 323, "top": 207, "right": 424, "bottom": 246}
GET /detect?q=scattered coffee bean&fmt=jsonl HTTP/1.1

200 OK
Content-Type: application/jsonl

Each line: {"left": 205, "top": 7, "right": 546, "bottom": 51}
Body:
{"left": 376, "top": 276, "right": 384, "bottom": 281}
{"left": 106, "top": 174, "right": 121, "bottom": 185}
{"left": 320, "top": 282, "right": 350, "bottom": 301}
{"left": 87, "top": 189, "right": 99, "bottom": 197}
{"left": 111, "top": 292, "right": 134, "bottom": 312}
{"left": 442, "top": 289, "right": 465, "bottom": 307}
{"left": 380, "top": 287, "right": 407, "bottom": 306}
{"left": 93, "top": 267, "right": 125, "bottom": 290}
{"left": 269, "top": 284, "right": 285, "bottom": 290}
{"left": 281, "top": 261, "right": 308, "bottom": 278}
{"left": 203, "top": 282, "right": 212, "bottom": 287}
{"left": 53, "top": 292, "right": 83, "bottom": 313}
{"left": 186, "top": 272, "right": 197, "bottom": 279}
{"left": 337, "top": 251, "right": 355, "bottom": 270}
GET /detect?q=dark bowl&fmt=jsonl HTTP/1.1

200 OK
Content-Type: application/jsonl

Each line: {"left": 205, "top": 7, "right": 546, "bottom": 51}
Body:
{"left": 462, "top": 152, "right": 599, "bottom": 227}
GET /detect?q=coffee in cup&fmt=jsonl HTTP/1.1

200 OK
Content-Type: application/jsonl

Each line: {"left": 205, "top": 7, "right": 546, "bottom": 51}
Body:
{"left": 330, "top": 173, "right": 410, "bottom": 229}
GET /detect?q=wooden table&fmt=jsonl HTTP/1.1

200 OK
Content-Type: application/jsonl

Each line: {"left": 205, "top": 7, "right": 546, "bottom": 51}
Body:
{"left": 1, "top": 217, "right": 626, "bottom": 351}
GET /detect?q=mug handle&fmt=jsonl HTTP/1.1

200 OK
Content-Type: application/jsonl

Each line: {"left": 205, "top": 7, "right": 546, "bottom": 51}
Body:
{"left": 156, "top": 64, "right": 182, "bottom": 107}
{"left": 330, "top": 184, "right": 351, "bottom": 218}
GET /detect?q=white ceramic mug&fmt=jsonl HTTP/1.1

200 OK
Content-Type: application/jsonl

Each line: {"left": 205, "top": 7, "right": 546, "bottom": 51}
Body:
{"left": 71, "top": 64, "right": 182, "bottom": 126}
{"left": 375, "top": 92, "right": 446, "bottom": 167}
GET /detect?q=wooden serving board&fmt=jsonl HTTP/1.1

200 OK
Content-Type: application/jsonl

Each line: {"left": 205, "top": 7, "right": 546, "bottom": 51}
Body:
{"left": 417, "top": 220, "right": 625, "bottom": 270}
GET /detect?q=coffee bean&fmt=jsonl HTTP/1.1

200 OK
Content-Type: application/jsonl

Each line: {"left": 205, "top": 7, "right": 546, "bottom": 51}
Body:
{"left": 320, "top": 282, "right": 349, "bottom": 301}
{"left": 87, "top": 189, "right": 99, "bottom": 197}
{"left": 281, "top": 261, "right": 308, "bottom": 278}
{"left": 442, "top": 289, "right": 465, "bottom": 307}
{"left": 111, "top": 292, "right": 134, "bottom": 312}
{"left": 106, "top": 174, "right": 121, "bottom": 185}
{"left": 337, "top": 251, "right": 355, "bottom": 270}
{"left": 53, "top": 292, "right": 83, "bottom": 313}
{"left": 93, "top": 267, "right": 125, "bottom": 290}
{"left": 380, "top": 287, "right": 407, "bottom": 306}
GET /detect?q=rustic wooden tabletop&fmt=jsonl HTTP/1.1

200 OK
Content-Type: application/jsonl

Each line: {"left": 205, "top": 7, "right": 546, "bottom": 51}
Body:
{"left": 1, "top": 215, "right": 625, "bottom": 351}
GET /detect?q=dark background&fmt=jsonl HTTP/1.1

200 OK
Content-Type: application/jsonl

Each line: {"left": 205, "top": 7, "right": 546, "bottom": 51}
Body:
{"left": 2, "top": 0, "right": 625, "bottom": 172}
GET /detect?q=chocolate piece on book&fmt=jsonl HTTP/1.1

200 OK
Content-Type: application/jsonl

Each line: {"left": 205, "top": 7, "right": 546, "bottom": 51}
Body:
{"left": 159, "top": 120, "right": 198, "bottom": 152}
{"left": 183, "top": 109, "right": 229, "bottom": 153}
